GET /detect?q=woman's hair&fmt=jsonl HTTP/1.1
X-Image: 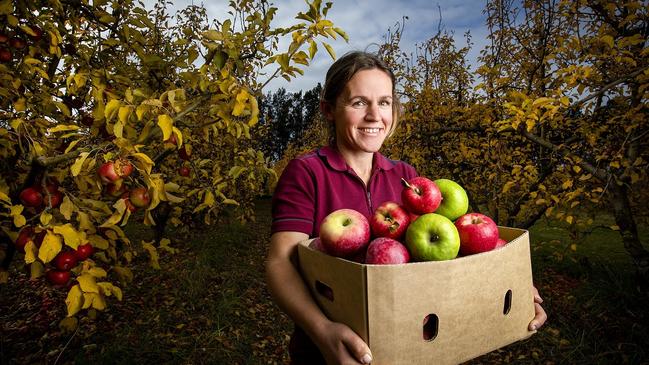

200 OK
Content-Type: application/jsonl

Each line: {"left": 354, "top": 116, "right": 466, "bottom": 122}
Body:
{"left": 320, "top": 51, "right": 400, "bottom": 143}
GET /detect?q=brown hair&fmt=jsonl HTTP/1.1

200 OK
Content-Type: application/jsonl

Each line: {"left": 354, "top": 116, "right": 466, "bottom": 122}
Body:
{"left": 320, "top": 51, "right": 400, "bottom": 143}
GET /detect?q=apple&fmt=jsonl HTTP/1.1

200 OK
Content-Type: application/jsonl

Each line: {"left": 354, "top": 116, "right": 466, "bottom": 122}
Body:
{"left": 0, "top": 47, "right": 11, "bottom": 62}
{"left": 405, "top": 213, "right": 460, "bottom": 261}
{"left": 9, "top": 36, "right": 26, "bottom": 49}
{"left": 495, "top": 238, "right": 507, "bottom": 249}
{"left": 370, "top": 201, "right": 410, "bottom": 240}
{"left": 46, "top": 270, "right": 70, "bottom": 286}
{"left": 401, "top": 177, "right": 442, "bottom": 215}
{"left": 75, "top": 243, "right": 94, "bottom": 260}
{"left": 20, "top": 187, "right": 43, "bottom": 207}
{"left": 15, "top": 226, "right": 36, "bottom": 253}
{"left": 46, "top": 191, "right": 63, "bottom": 208}
{"left": 129, "top": 186, "right": 150, "bottom": 208}
{"left": 434, "top": 179, "right": 469, "bottom": 221}
{"left": 319, "top": 208, "right": 370, "bottom": 258}
{"left": 455, "top": 213, "right": 500, "bottom": 256}
{"left": 178, "top": 145, "right": 191, "bottom": 160}
{"left": 81, "top": 114, "right": 94, "bottom": 127}
{"left": 365, "top": 237, "right": 410, "bottom": 265}
{"left": 114, "top": 158, "right": 134, "bottom": 178}
{"left": 54, "top": 251, "right": 78, "bottom": 271}
{"left": 164, "top": 133, "right": 178, "bottom": 147}
{"left": 178, "top": 166, "right": 190, "bottom": 177}
{"left": 28, "top": 26, "right": 43, "bottom": 41}
{"left": 98, "top": 161, "right": 120, "bottom": 183}
{"left": 0, "top": 33, "right": 8, "bottom": 43}
{"left": 309, "top": 237, "right": 328, "bottom": 253}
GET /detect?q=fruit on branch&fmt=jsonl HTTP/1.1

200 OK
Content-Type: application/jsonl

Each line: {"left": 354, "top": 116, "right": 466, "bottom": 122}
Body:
{"left": 98, "top": 159, "right": 134, "bottom": 183}
{"left": 0, "top": 47, "right": 11, "bottom": 62}
{"left": 120, "top": 192, "right": 137, "bottom": 212}
{"left": 105, "top": 182, "right": 127, "bottom": 197}
{"left": 20, "top": 187, "right": 43, "bottom": 207}
{"left": 54, "top": 251, "right": 78, "bottom": 271}
{"left": 178, "top": 145, "right": 191, "bottom": 160}
{"left": 74, "top": 243, "right": 94, "bottom": 261}
{"left": 178, "top": 166, "right": 190, "bottom": 177}
{"left": 46, "top": 270, "right": 71, "bottom": 286}
{"left": 129, "top": 187, "right": 150, "bottom": 208}
{"left": 9, "top": 36, "right": 26, "bottom": 49}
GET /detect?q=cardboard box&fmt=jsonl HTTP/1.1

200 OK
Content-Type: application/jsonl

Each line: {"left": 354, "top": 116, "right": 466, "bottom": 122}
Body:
{"left": 297, "top": 226, "right": 536, "bottom": 365}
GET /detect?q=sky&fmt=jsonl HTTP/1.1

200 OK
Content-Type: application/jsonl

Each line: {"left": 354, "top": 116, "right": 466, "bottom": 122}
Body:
{"left": 149, "top": 0, "right": 491, "bottom": 93}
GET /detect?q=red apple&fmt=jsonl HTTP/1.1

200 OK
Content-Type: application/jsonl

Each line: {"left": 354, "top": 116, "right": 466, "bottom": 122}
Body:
{"left": 455, "top": 213, "right": 500, "bottom": 256}
{"left": 370, "top": 201, "right": 410, "bottom": 240}
{"left": 319, "top": 208, "right": 370, "bottom": 258}
{"left": 54, "top": 251, "right": 78, "bottom": 271}
{"left": 178, "top": 145, "right": 191, "bottom": 160}
{"left": 129, "top": 187, "right": 150, "bottom": 208}
{"left": 178, "top": 166, "right": 190, "bottom": 177}
{"left": 98, "top": 161, "right": 120, "bottom": 183}
{"left": 495, "top": 238, "right": 507, "bottom": 249}
{"left": 15, "top": 226, "right": 35, "bottom": 253}
{"left": 0, "top": 47, "right": 11, "bottom": 62}
{"left": 46, "top": 191, "right": 63, "bottom": 208}
{"left": 46, "top": 270, "right": 70, "bottom": 286}
{"left": 164, "top": 133, "right": 177, "bottom": 147}
{"left": 0, "top": 33, "right": 8, "bottom": 43}
{"left": 365, "top": 237, "right": 410, "bottom": 265}
{"left": 74, "top": 243, "right": 94, "bottom": 260}
{"left": 20, "top": 187, "right": 43, "bottom": 207}
{"left": 9, "top": 36, "right": 26, "bottom": 49}
{"left": 401, "top": 177, "right": 442, "bottom": 215}
{"left": 309, "top": 237, "right": 328, "bottom": 253}
{"left": 114, "top": 158, "right": 134, "bottom": 178}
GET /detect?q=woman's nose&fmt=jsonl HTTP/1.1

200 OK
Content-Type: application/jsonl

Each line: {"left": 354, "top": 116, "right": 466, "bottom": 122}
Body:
{"left": 365, "top": 102, "right": 381, "bottom": 122}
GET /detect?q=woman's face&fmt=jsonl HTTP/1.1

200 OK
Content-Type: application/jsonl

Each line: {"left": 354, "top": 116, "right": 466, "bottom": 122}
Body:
{"left": 325, "top": 68, "right": 394, "bottom": 155}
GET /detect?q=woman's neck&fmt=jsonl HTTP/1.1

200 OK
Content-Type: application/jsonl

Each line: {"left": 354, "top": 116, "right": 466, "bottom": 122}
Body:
{"left": 336, "top": 144, "right": 375, "bottom": 186}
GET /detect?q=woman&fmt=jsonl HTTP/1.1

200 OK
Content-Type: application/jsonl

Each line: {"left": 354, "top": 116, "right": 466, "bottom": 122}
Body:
{"left": 265, "top": 51, "right": 546, "bottom": 365}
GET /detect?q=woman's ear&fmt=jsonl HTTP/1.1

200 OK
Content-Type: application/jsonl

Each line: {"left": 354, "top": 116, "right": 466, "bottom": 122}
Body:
{"left": 320, "top": 100, "right": 334, "bottom": 121}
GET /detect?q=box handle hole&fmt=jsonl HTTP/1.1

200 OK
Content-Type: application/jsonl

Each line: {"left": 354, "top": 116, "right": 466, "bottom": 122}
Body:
{"left": 315, "top": 280, "right": 334, "bottom": 302}
{"left": 503, "top": 289, "right": 512, "bottom": 315}
{"left": 423, "top": 314, "right": 439, "bottom": 341}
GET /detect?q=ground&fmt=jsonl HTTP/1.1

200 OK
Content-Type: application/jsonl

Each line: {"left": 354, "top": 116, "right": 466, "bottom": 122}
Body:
{"left": 1, "top": 199, "right": 648, "bottom": 364}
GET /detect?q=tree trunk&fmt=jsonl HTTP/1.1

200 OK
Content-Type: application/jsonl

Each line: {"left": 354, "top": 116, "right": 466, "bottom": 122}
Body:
{"left": 608, "top": 182, "right": 649, "bottom": 289}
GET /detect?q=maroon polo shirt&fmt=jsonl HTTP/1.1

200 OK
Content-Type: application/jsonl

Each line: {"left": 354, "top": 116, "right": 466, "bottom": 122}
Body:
{"left": 271, "top": 145, "right": 418, "bottom": 237}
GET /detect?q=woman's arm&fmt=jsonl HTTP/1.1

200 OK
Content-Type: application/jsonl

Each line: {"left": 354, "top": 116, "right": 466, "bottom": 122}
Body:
{"left": 265, "top": 231, "right": 373, "bottom": 365}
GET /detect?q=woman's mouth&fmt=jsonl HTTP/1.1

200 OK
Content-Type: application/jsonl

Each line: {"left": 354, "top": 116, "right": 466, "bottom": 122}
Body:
{"left": 358, "top": 127, "right": 381, "bottom": 134}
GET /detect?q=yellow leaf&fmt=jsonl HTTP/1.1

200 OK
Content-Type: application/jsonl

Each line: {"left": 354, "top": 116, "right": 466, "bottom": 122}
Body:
{"left": 601, "top": 35, "right": 614, "bottom": 49}
{"left": 71, "top": 152, "right": 90, "bottom": 176}
{"left": 610, "top": 225, "right": 620, "bottom": 231}
{"left": 573, "top": 165, "right": 582, "bottom": 173}
{"left": 78, "top": 274, "right": 100, "bottom": 293}
{"left": 48, "top": 125, "right": 80, "bottom": 133}
{"left": 38, "top": 231, "right": 62, "bottom": 263}
{"left": 86, "top": 267, "right": 107, "bottom": 278}
{"left": 98, "top": 282, "right": 122, "bottom": 300}
{"left": 566, "top": 215, "right": 574, "bottom": 224}
{"left": 87, "top": 235, "right": 109, "bottom": 250}
{"left": 90, "top": 292, "right": 106, "bottom": 311}
{"left": 53, "top": 224, "right": 82, "bottom": 250}
{"left": 10, "top": 205, "right": 26, "bottom": 227}
{"left": 113, "top": 266, "right": 133, "bottom": 285}
{"left": 142, "top": 241, "right": 160, "bottom": 269}
{"left": 502, "top": 181, "right": 516, "bottom": 193}
{"left": 39, "top": 210, "right": 53, "bottom": 224}
{"left": 0, "top": 0, "right": 14, "bottom": 15}
{"left": 64, "top": 140, "right": 81, "bottom": 154}
{"left": 113, "top": 120, "right": 123, "bottom": 138}
{"left": 157, "top": 114, "right": 174, "bottom": 140}
{"left": 322, "top": 42, "right": 335, "bottom": 59}
{"left": 65, "top": 285, "right": 84, "bottom": 317}
{"left": 132, "top": 153, "right": 154, "bottom": 174}
{"left": 561, "top": 179, "right": 573, "bottom": 190}
{"left": 59, "top": 316, "right": 79, "bottom": 332}
{"left": 570, "top": 244, "right": 577, "bottom": 252}
{"left": 0, "top": 190, "right": 11, "bottom": 203}
{"left": 610, "top": 161, "right": 620, "bottom": 168}
{"left": 0, "top": 270, "right": 8, "bottom": 284}
{"left": 14, "top": 98, "right": 26, "bottom": 112}
{"left": 118, "top": 106, "right": 132, "bottom": 124}
{"left": 24, "top": 241, "right": 38, "bottom": 264}
{"left": 60, "top": 196, "right": 74, "bottom": 220}
{"left": 104, "top": 99, "right": 121, "bottom": 121}
{"left": 30, "top": 261, "right": 44, "bottom": 279}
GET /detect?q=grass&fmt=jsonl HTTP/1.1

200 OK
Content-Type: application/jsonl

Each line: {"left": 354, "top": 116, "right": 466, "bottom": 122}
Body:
{"left": 1, "top": 200, "right": 648, "bottom": 364}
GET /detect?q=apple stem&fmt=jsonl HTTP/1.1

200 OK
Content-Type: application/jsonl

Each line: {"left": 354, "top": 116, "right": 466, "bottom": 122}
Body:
{"left": 400, "top": 178, "right": 420, "bottom": 195}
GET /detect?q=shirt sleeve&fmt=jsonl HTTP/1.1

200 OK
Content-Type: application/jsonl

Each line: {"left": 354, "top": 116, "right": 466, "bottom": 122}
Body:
{"left": 271, "top": 158, "right": 316, "bottom": 235}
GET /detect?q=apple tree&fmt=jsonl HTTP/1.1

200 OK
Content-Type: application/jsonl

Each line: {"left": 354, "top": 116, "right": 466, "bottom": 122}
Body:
{"left": 0, "top": 0, "right": 347, "bottom": 320}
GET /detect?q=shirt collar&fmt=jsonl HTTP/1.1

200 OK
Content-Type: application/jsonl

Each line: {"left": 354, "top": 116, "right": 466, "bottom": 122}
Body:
{"left": 317, "top": 145, "right": 396, "bottom": 172}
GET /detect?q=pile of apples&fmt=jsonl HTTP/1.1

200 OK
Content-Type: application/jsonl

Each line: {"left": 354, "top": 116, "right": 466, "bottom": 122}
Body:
{"left": 313, "top": 177, "right": 506, "bottom": 265}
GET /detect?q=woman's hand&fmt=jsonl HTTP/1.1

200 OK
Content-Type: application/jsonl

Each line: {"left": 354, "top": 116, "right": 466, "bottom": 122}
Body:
{"left": 314, "top": 321, "right": 373, "bottom": 365}
{"left": 528, "top": 285, "right": 547, "bottom": 331}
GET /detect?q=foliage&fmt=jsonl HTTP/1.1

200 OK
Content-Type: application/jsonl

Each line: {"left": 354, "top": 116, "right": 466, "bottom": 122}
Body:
{"left": 0, "top": 0, "right": 347, "bottom": 319}
{"left": 378, "top": 0, "right": 648, "bottom": 281}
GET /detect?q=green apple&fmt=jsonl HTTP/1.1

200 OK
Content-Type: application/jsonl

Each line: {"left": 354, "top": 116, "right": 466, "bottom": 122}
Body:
{"left": 434, "top": 179, "right": 469, "bottom": 221}
{"left": 405, "top": 213, "right": 460, "bottom": 261}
